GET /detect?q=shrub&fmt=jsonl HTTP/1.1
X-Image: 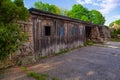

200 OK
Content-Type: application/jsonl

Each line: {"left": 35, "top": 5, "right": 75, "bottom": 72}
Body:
{"left": 0, "top": 23, "right": 28, "bottom": 60}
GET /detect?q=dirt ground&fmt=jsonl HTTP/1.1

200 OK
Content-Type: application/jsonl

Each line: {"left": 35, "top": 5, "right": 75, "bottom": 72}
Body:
{"left": 1, "top": 41, "right": 120, "bottom": 80}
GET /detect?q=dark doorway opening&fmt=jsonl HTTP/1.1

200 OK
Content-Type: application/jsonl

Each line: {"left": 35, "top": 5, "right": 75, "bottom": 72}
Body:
{"left": 85, "top": 26, "right": 91, "bottom": 40}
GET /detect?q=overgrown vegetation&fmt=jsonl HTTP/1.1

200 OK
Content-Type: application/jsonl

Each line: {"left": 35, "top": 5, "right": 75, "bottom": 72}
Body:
{"left": 34, "top": 1, "right": 105, "bottom": 25}
{"left": 84, "top": 40, "right": 104, "bottom": 46}
{"left": 27, "top": 72, "right": 48, "bottom": 80}
{"left": 85, "top": 40, "right": 95, "bottom": 46}
{"left": 27, "top": 71, "right": 59, "bottom": 80}
{"left": 20, "top": 67, "right": 28, "bottom": 71}
{"left": 109, "top": 19, "right": 120, "bottom": 27}
{"left": 0, "top": 0, "right": 29, "bottom": 61}
{"left": 109, "top": 19, "right": 120, "bottom": 42}
{"left": 111, "top": 29, "right": 120, "bottom": 42}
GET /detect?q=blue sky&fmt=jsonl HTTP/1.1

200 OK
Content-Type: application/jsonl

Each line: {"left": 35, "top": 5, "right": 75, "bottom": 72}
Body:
{"left": 24, "top": 0, "right": 120, "bottom": 26}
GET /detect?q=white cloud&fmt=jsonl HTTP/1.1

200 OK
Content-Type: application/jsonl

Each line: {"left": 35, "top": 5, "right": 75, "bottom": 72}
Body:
{"left": 76, "top": 0, "right": 120, "bottom": 14}
{"left": 113, "top": 15, "right": 120, "bottom": 20}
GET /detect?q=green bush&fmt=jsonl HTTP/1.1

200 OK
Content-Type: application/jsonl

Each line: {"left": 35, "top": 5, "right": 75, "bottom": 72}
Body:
{"left": 0, "top": 0, "right": 29, "bottom": 61}
{"left": 0, "top": 23, "right": 28, "bottom": 60}
{"left": 111, "top": 28, "right": 120, "bottom": 42}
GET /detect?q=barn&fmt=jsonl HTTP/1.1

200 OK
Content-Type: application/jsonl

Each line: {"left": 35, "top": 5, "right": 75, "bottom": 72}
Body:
{"left": 17, "top": 8, "right": 110, "bottom": 62}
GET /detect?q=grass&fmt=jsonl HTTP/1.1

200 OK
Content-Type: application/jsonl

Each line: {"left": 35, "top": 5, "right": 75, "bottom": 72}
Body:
{"left": 111, "top": 38, "right": 120, "bottom": 42}
{"left": 27, "top": 71, "right": 59, "bottom": 80}
{"left": 20, "top": 67, "right": 28, "bottom": 71}
{"left": 55, "top": 49, "right": 69, "bottom": 56}
{"left": 84, "top": 40, "right": 105, "bottom": 46}
{"left": 27, "top": 72, "right": 48, "bottom": 80}
{"left": 85, "top": 40, "right": 95, "bottom": 46}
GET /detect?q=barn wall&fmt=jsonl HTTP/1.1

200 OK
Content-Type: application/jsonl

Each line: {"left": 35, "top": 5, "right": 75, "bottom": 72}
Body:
{"left": 32, "top": 16, "right": 85, "bottom": 58}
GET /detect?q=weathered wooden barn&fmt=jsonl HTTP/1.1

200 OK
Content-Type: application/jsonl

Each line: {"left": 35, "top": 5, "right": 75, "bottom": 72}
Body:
{"left": 16, "top": 8, "right": 110, "bottom": 63}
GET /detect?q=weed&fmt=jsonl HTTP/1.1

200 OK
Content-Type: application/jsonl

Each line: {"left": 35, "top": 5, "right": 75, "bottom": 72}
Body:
{"left": 20, "top": 67, "right": 28, "bottom": 71}
{"left": 27, "top": 71, "right": 48, "bottom": 80}
{"left": 85, "top": 40, "right": 95, "bottom": 46}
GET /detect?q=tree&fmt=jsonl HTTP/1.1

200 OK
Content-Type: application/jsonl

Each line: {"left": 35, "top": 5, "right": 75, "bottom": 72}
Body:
{"left": 109, "top": 22, "right": 114, "bottom": 27}
{"left": 60, "top": 8, "right": 69, "bottom": 16}
{"left": 115, "top": 19, "right": 120, "bottom": 26}
{"left": 89, "top": 10, "right": 105, "bottom": 25}
{"left": 68, "top": 4, "right": 89, "bottom": 21}
{"left": 0, "top": 0, "right": 29, "bottom": 60}
{"left": 0, "top": 0, "right": 29, "bottom": 24}
{"left": 109, "top": 19, "right": 120, "bottom": 28}
{"left": 34, "top": 1, "right": 61, "bottom": 14}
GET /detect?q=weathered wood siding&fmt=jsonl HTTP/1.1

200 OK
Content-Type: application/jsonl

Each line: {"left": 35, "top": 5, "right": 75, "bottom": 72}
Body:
{"left": 32, "top": 16, "right": 85, "bottom": 58}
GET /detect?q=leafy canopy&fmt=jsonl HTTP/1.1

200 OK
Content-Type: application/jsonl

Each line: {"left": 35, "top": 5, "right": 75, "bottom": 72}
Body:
{"left": 34, "top": 0, "right": 61, "bottom": 14}
{"left": 109, "top": 19, "right": 120, "bottom": 27}
{"left": 68, "top": 4, "right": 89, "bottom": 22}
{"left": 34, "top": 1, "right": 105, "bottom": 25}
{"left": 0, "top": 0, "right": 29, "bottom": 60}
{"left": 89, "top": 10, "right": 105, "bottom": 25}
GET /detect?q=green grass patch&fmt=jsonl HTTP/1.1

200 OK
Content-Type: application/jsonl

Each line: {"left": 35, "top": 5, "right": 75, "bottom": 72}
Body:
{"left": 27, "top": 71, "right": 59, "bottom": 80}
{"left": 84, "top": 40, "right": 104, "bottom": 46}
{"left": 85, "top": 40, "right": 95, "bottom": 46}
{"left": 111, "top": 37, "right": 120, "bottom": 42}
{"left": 55, "top": 49, "right": 69, "bottom": 56}
{"left": 27, "top": 71, "right": 48, "bottom": 80}
{"left": 20, "top": 67, "right": 28, "bottom": 71}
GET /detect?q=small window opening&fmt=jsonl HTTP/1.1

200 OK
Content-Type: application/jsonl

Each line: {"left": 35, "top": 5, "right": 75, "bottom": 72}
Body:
{"left": 45, "top": 26, "right": 51, "bottom": 36}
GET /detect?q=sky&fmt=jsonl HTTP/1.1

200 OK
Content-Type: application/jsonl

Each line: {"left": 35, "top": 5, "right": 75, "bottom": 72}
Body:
{"left": 24, "top": 0, "right": 120, "bottom": 26}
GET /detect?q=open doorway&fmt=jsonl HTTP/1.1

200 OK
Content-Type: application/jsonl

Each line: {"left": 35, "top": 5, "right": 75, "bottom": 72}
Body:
{"left": 85, "top": 26, "right": 91, "bottom": 40}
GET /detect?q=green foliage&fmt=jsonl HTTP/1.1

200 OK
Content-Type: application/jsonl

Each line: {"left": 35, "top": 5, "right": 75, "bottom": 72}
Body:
{"left": 34, "top": 0, "right": 61, "bottom": 14}
{"left": 115, "top": 19, "right": 120, "bottom": 26}
{"left": 60, "top": 8, "right": 69, "bottom": 16}
{"left": 0, "top": 0, "right": 29, "bottom": 24}
{"left": 68, "top": 4, "right": 105, "bottom": 24}
{"left": 81, "top": 15, "right": 89, "bottom": 22}
{"left": 27, "top": 71, "right": 59, "bottom": 80}
{"left": 85, "top": 40, "right": 95, "bottom": 46}
{"left": 89, "top": 10, "right": 105, "bottom": 25}
{"left": 14, "top": 0, "right": 24, "bottom": 7}
{"left": 109, "top": 19, "right": 120, "bottom": 27}
{"left": 55, "top": 50, "right": 69, "bottom": 56}
{"left": 0, "top": 23, "right": 28, "bottom": 60}
{"left": 20, "top": 67, "right": 28, "bottom": 71}
{"left": 109, "top": 21, "right": 114, "bottom": 27}
{"left": 27, "top": 72, "right": 48, "bottom": 80}
{"left": 0, "top": 0, "right": 29, "bottom": 60}
{"left": 68, "top": 4, "right": 89, "bottom": 22}
{"left": 110, "top": 27, "right": 120, "bottom": 42}
{"left": 34, "top": 1, "right": 105, "bottom": 25}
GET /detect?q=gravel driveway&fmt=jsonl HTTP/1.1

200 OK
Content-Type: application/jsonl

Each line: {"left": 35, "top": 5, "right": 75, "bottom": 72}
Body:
{"left": 1, "top": 42, "right": 120, "bottom": 80}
